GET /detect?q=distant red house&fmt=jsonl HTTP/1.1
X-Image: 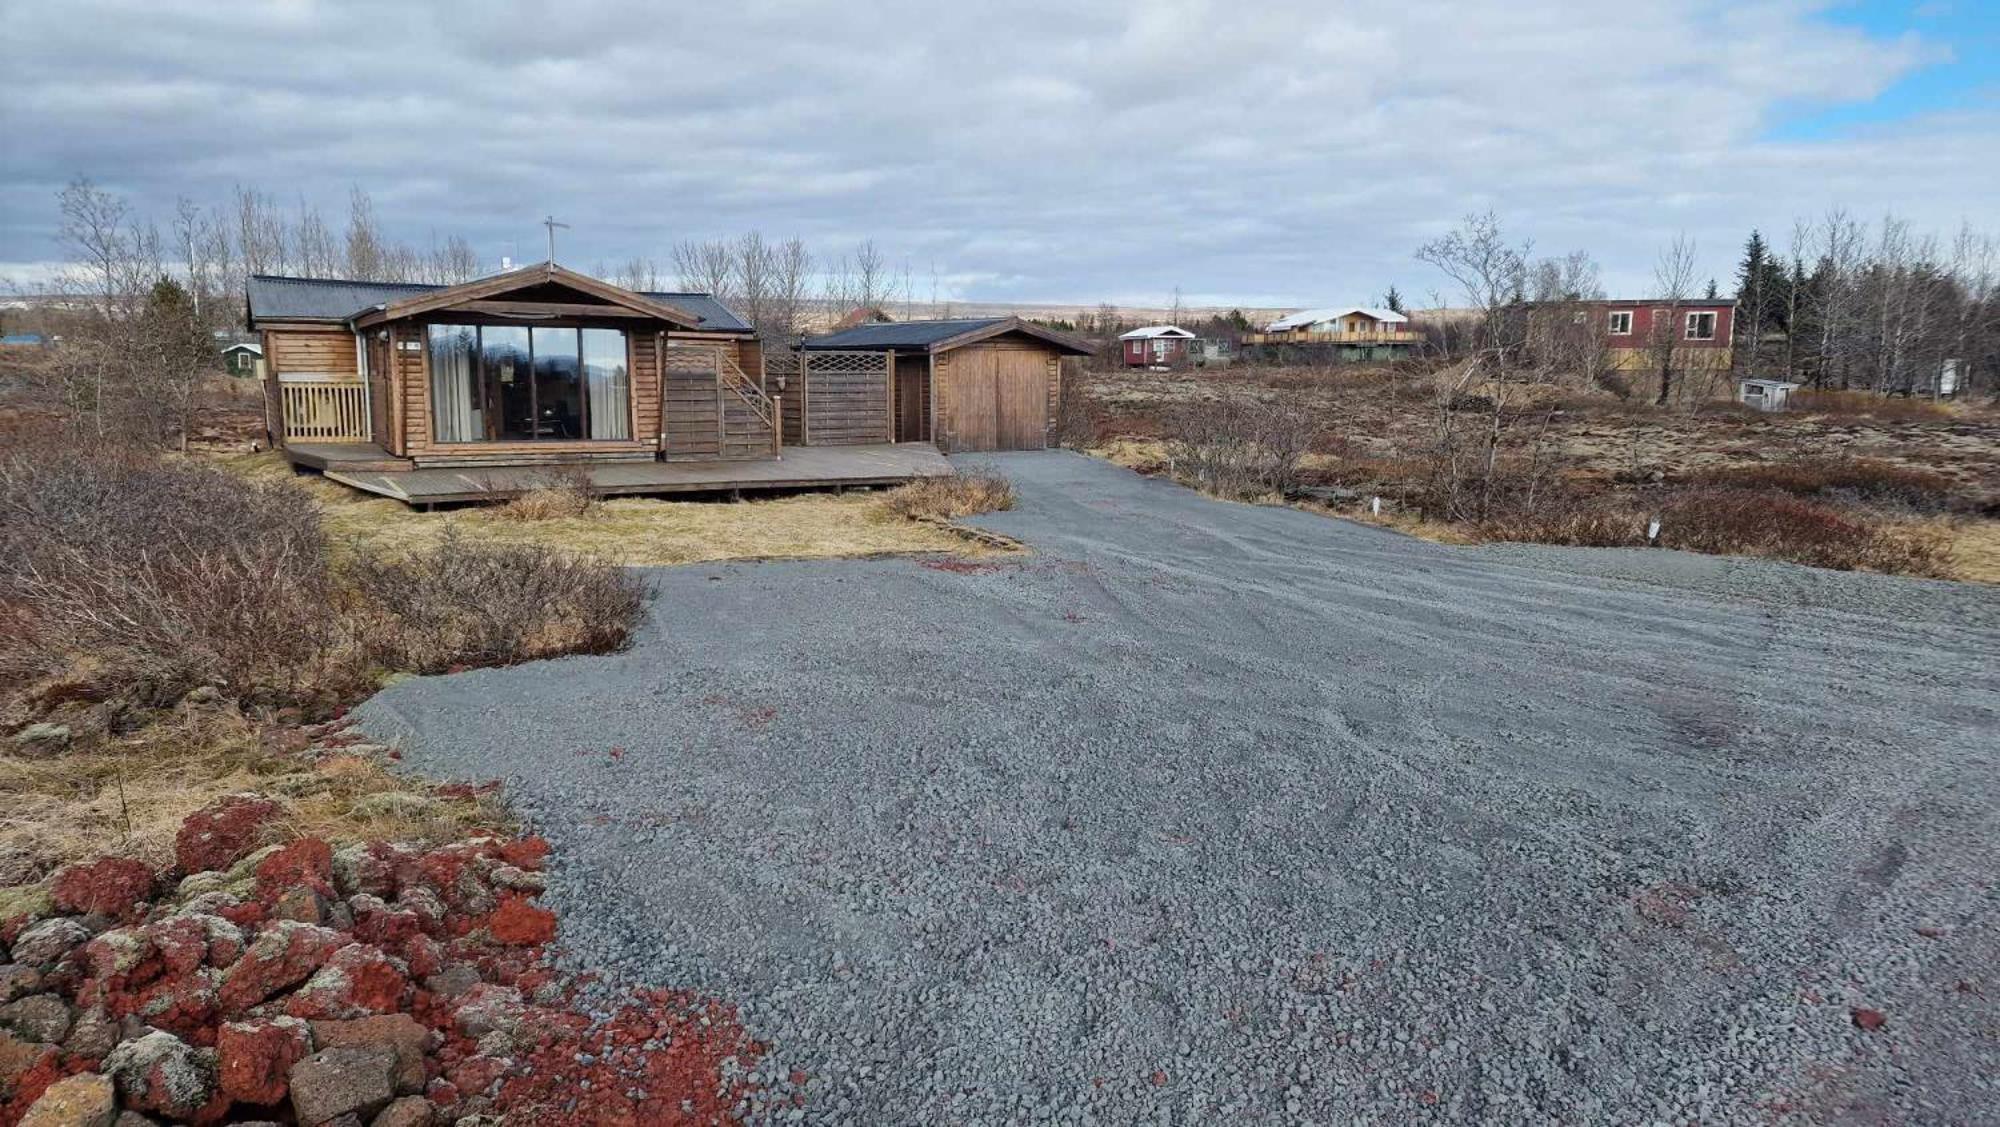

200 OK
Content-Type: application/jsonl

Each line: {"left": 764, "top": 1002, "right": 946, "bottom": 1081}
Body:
{"left": 1119, "top": 325, "right": 1196, "bottom": 367}
{"left": 1591, "top": 299, "right": 1735, "bottom": 372}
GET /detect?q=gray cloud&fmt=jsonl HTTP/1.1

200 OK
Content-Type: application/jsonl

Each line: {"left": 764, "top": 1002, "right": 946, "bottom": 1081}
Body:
{"left": 2, "top": 0, "right": 1992, "bottom": 304}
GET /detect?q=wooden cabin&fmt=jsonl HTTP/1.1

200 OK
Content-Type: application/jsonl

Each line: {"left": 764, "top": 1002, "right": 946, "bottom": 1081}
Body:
{"left": 249, "top": 263, "right": 774, "bottom": 469}
{"left": 797, "top": 318, "right": 1090, "bottom": 452}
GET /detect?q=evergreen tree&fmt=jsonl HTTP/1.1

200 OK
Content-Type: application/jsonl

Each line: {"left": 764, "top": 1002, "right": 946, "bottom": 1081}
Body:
{"left": 1382, "top": 285, "right": 1405, "bottom": 314}
{"left": 1732, "top": 230, "right": 1791, "bottom": 372}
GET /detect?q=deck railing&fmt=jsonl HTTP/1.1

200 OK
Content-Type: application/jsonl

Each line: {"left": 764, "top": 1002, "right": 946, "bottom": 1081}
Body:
{"left": 280, "top": 380, "right": 371, "bottom": 442}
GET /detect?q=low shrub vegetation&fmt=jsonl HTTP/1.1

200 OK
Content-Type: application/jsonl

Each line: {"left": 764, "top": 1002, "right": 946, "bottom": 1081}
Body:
{"left": 1162, "top": 389, "right": 1323, "bottom": 500}
{"left": 1689, "top": 457, "right": 1961, "bottom": 512}
{"left": 1791, "top": 389, "right": 1955, "bottom": 422}
{"left": 494, "top": 463, "right": 601, "bottom": 521}
{"left": 0, "top": 448, "right": 649, "bottom": 730}
{"left": 881, "top": 468, "right": 1017, "bottom": 520}
{"left": 1484, "top": 483, "right": 1953, "bottom": 577}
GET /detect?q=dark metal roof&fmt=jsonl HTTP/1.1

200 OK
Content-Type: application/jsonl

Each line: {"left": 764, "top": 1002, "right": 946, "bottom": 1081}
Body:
{"left": 802, "top": 318, "right": 1006, "bottom": 350}
{"left": 245, "top": 274, "right": 751, "bottom": 332}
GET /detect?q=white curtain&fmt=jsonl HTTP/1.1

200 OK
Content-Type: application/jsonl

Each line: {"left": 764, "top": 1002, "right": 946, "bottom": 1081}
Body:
{"left": 429, "top": 326, "right": 480, "bottom": 443}
{"left": 584, "top": 329, "right": 631, "bottom": 440}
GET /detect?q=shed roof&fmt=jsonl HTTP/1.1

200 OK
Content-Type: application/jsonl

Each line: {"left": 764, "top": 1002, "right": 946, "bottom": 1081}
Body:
{"left": 1119, "top": 325, "right": 1196, "bottom": 340}
{"left": 804, "top": 316, "right": 1092, "bottom": 355}
{"left": 1739, "top": 378, "right": 1799, "bottom": 389}
{"left": 219, "top": 341, "right": 264, "bottom": 356}
{"left": 245, "top": 273, "right": 752, "bottom": 332}
{"left": 1266, "top": 306, "right": 1408, "bottom": 331}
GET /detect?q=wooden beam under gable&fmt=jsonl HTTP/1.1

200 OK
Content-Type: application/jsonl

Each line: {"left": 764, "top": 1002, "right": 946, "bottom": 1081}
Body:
{"left": 926, "top": 316, "right": 1094, "bottom": 356}
{"left": 353, "top": 262, "right": 703, "bottom": 329}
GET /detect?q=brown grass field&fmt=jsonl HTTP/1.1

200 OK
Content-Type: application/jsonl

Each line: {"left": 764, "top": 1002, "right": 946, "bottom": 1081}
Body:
{"left": 1072, "top": 363, "right": 2000, "bottom": 582}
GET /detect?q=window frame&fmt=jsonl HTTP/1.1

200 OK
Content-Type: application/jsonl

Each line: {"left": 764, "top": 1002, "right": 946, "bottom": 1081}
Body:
{"left": 1606, "top": 310, "right": 1633, "bottom": 336}
{"left": 427, "top": 322, "right": 633, "bottom": 444}
{"left": 1685, "top": 311, "right": 1718, "bottom": 341}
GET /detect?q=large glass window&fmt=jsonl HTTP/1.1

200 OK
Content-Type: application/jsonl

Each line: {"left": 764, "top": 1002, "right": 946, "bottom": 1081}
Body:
{"left": 530, "top": 327, "right": 582, "bottom": 439}
{"left": 427, "top": 324, "right": 630, "bottom": 443}
{"left": 582, "top": 329, "right": 631, "bottom": 440}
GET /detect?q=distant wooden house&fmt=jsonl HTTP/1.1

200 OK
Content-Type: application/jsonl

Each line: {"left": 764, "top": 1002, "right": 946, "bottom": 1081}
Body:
{"left": 220, "top": 341, "right": 264, "bottom": 378}
{"left": 800, "top": 317, "right": 1091, "bottom": 451}
{"left": 1243, "top": 307, "right": 1419, "bottom": 361}
{"left": 1119, "top": 326, "right": 1196, "bottom": 367}
{"left": 833, "top": 306, "right": 894, "bottom": 330}
{"left": 1590, "top": 299, "right": 1735, "bottom": 375}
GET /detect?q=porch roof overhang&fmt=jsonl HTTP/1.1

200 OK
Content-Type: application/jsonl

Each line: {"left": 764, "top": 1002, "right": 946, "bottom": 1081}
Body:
{"left": 350, "top": 262, "right": 704, "bottom": 330}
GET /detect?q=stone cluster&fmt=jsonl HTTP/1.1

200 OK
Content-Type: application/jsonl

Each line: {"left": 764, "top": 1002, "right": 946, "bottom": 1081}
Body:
{"left": 1, "top": 794, "right": 758, "bottom": 1126}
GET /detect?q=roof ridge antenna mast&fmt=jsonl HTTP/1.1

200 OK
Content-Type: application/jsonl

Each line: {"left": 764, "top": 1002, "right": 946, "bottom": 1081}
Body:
{"left": 541, "top": 215, "right": 570, "bottom": 263}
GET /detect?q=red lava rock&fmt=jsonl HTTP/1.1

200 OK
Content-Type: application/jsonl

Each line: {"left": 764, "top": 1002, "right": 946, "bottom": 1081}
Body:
{"left": 1915, "top": 926, "right": 1945, "bottom": 939}
{"left": 310, "top": 1014, "right": 430, "bottom": 1095}
{"left": 50, "top": 857, "right": 157, "bottom": 920}
{"left": 488, "top": 987, "right": 760, "bottom": 1126}
{"left": 175, "top": 794, "right": 283, "bottom": 875}
{"left": 1151, "top": 1070, "right": 1168, "bottom": 1087}
{"left": 0, "top": 1040, "right": 86, "bottom": 1124}
{"left": 484, "top": 896, "right": 557, "bottom": 947}
{"left": 254, "top": 838, "right": 335, "bottom": 904}
{"left": 217, "top": 921, "right": 344, "bottom": 1016}
{"left": 445, "top": 1053, "right": 509, "bottom": 1100}
{"left": 285, "top": 944, "right": 412, "bottom": 1020}
{"left": 102, "top": 1029, "right": 220, "bottom": 1121}
{"left": 216, "top": 1015, "right": 312, "bottom": 1106}
{"left": 218, "top": 901, "right": 266, "bottom": 929}
{"left": 1852, "top": 1007, "right": 1888, "bottom": 1031}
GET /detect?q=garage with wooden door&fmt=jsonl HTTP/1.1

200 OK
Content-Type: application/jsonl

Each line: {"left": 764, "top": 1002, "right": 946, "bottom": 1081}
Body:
{"left": 799, "top": 317, "right": 1091, "bottom": 453}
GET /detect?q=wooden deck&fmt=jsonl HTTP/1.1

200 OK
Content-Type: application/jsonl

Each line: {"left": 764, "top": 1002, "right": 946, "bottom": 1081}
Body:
{"left": 299, "top": 443, "right": 955, "bottom": 505}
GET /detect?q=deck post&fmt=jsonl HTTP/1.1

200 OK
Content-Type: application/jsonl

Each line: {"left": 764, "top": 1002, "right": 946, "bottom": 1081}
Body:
{"left": 771, "top": 393, "right": 783, "bottom": 461}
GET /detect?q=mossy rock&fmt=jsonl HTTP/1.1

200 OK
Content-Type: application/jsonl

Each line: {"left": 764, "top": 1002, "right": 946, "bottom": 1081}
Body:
{"left": 0, "top": 883, "right": 54, "bottom": 927}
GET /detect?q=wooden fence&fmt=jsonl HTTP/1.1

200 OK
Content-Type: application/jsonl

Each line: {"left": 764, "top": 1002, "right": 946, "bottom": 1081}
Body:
{"left": 280, "top": 380, "right": 370, "bottom": 442}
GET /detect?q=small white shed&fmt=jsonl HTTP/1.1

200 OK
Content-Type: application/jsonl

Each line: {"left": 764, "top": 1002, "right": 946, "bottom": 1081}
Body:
{"left": 1737, "top": 378, "right": 1799, "bottom": 412}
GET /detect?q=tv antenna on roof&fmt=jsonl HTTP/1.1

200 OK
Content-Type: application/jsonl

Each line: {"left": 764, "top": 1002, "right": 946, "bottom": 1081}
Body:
{"left": 542, "top": 215, "right": 570, "bottom": 263}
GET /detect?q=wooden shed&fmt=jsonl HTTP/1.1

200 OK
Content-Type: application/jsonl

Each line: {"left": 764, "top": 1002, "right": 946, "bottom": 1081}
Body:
{"left": 799, "top": 317, "right": 1090, "bottom": 453}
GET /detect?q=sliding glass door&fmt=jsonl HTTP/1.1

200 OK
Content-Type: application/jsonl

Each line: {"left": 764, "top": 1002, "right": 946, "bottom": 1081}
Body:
{"left": 427, "top": 324, "right": 629, "bottom": 443}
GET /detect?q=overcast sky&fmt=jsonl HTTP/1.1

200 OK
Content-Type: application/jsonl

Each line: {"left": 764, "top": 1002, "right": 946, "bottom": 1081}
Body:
{"left": 1, "top": 0, "right": 1995, "bottom": 307}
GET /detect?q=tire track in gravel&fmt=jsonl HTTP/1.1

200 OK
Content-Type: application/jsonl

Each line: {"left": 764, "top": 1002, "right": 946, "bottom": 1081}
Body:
{"left": 361, "top": 451, "right": 1999, "bottom": 1125}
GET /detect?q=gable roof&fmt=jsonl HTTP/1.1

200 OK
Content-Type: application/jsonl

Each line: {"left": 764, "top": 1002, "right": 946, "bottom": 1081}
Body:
{"left": 246, "top": 267, "right": 751, "bottom": 332}
{"left": 1266, "top": 306, "right": 1408, "bottom": 331}
{"left": 353, "top": 263, "right": 702, "bottom": 329}
{"left": 803, "top": 316, "right": 1092, "bottom": 355}
{"left": 1119, "top": 325, "right": 1196, "bottom": 340}
{"left": 220, "top": 342, "right": 264, "bottom": 356}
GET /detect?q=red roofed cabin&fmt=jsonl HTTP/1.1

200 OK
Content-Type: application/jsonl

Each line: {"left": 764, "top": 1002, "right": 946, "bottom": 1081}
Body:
{"left": 1119, "top": 326, "right": 1197, "bottom": 367}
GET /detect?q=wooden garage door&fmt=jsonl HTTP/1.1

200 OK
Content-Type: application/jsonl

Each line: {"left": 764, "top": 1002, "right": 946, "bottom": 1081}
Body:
{"left": 950, "top": 345, "right": 1047, "bottom": 452}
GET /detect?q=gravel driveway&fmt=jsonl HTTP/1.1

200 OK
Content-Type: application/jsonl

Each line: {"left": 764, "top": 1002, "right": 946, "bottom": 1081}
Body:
{"left": 360, "top": 451, "right": 1999, "bottom": 1124}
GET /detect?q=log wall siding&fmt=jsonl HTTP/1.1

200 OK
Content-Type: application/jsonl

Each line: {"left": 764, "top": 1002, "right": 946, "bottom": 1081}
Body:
{"left": 267, "top": 328, "right": 358, "bottom": 378}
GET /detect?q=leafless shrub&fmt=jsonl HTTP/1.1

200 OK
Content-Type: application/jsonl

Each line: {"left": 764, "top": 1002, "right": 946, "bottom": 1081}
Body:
{"left": 340, "top": 534, "right": 649, "bottom": 674}
{"left": 1690, "top": 457, "right": 1961, "bottom": 512}
{"left": 0, "top": 447, "right": 339, "bottom": 709}
{"left": 1051, "top": 360, "right": 1103, "bottom": 449}
{"left": 495, "top": 464, "right": 600, "bottom": 521}
{"left": 1482, "top": 483, "right": 1953, "bottom": 577}
{"left": 1, "top": 451, "right": 649, "bottom": 726}
{"left": 1161, "top": 389, "right": 1325, "bottom": 500}
{"left": 881, "top": 468, "right": 1017, "bottom": 520}
{"left": 1791, "top": 389, "right": 1955, "bottom": 422}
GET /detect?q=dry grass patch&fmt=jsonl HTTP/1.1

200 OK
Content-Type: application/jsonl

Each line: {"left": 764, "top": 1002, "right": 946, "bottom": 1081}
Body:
{"left": 0, "top": 708, "right": 501, "bottom": 886}
{"left": 879, "top": 468, "right": 1017, "bottom": 520}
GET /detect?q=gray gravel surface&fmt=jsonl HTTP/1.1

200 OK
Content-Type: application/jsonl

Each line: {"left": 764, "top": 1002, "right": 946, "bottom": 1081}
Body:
{"left": 359, "top": 451, "right": 1999, "bottom": 1124}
